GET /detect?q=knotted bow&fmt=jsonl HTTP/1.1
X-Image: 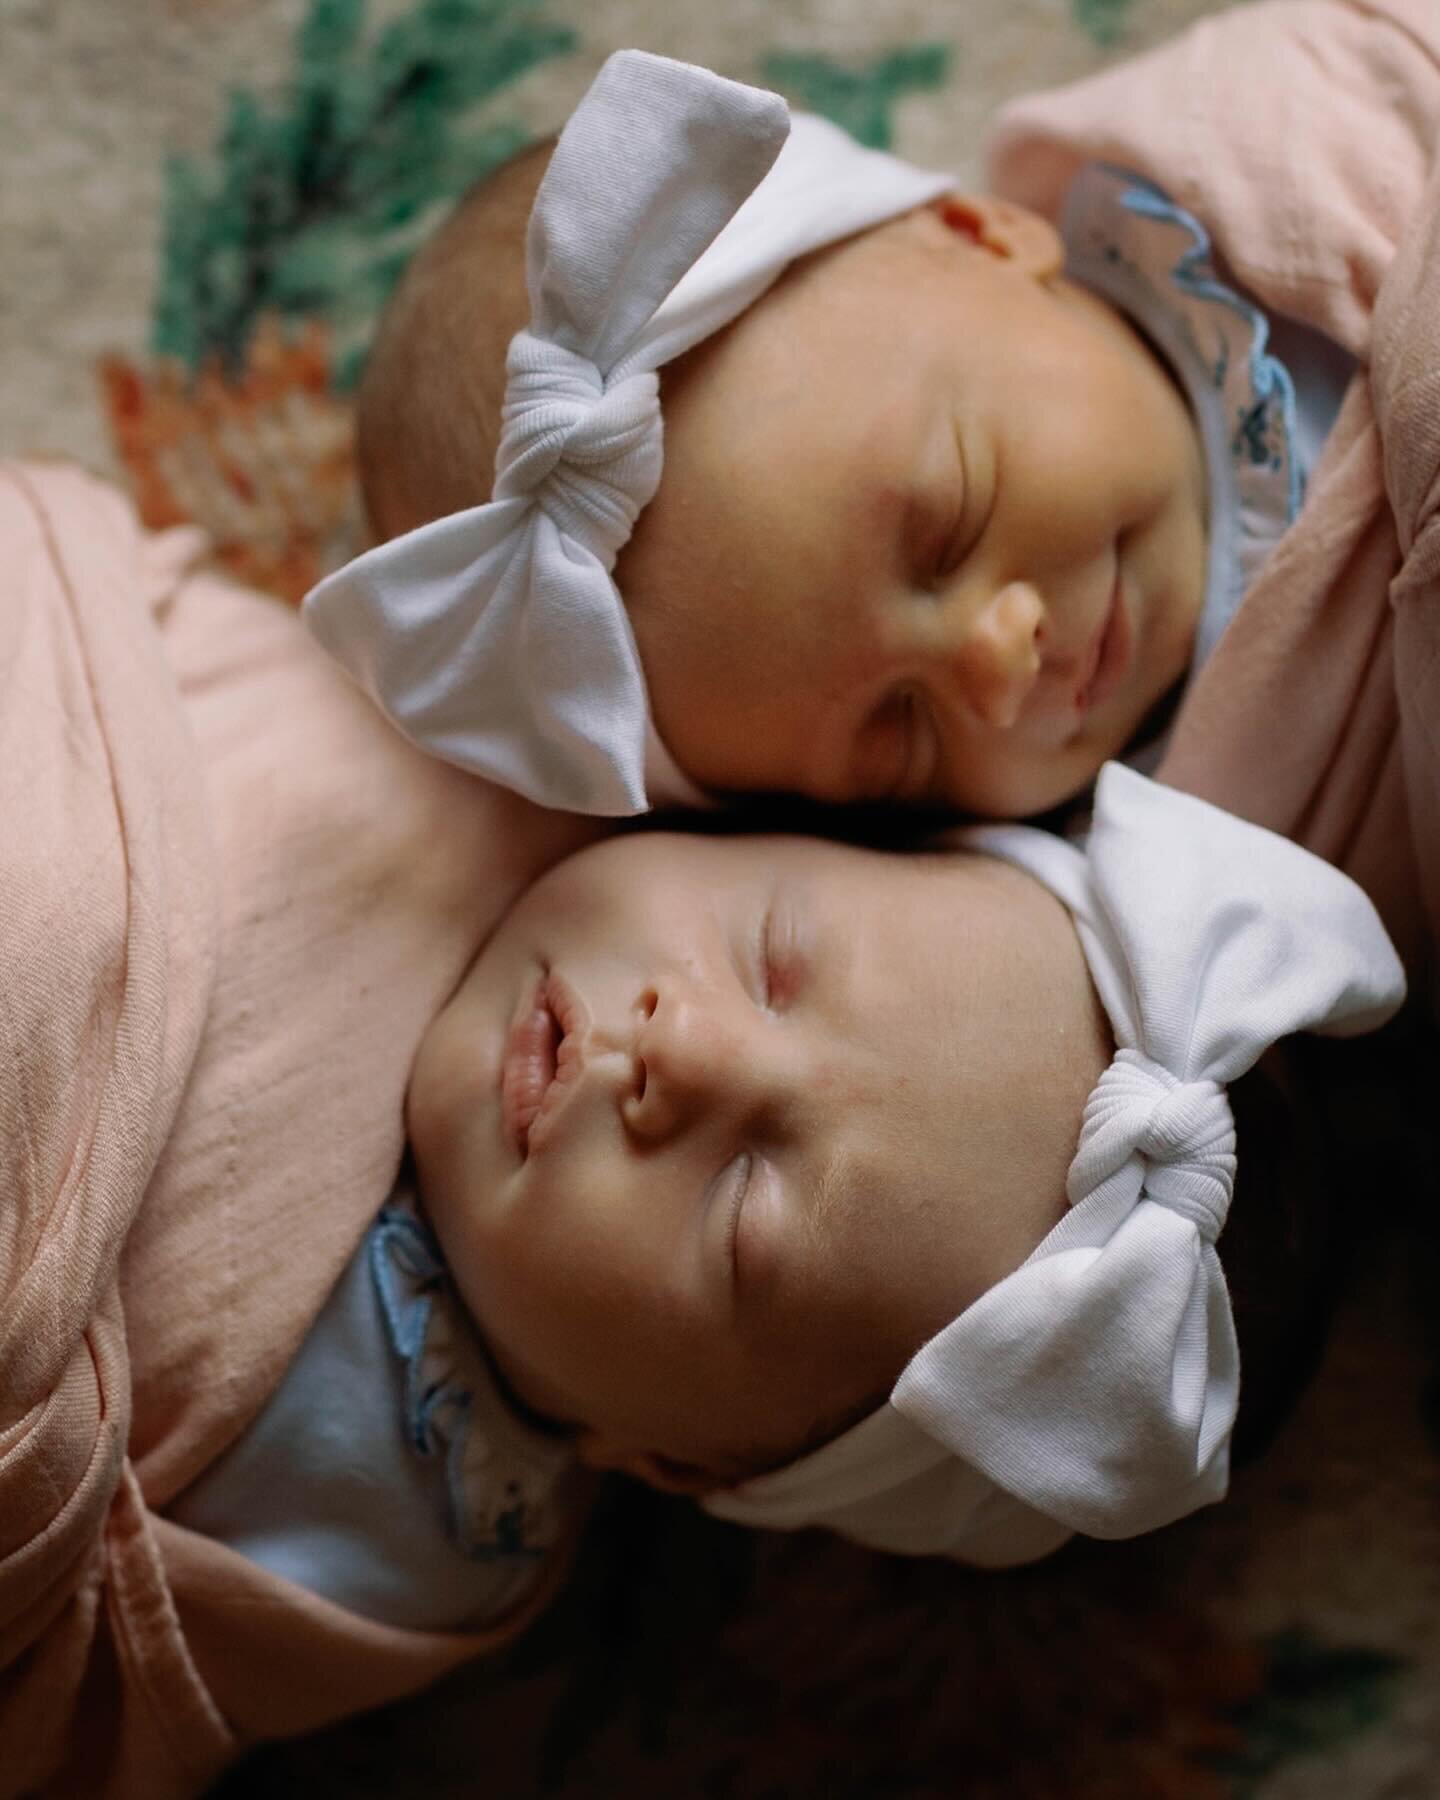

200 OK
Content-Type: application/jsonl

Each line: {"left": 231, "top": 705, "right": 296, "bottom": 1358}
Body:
{"left": 494, "top": 337, "right": 661, "bottom": 556}
{"left": 1070, "top": 1052, "right": 1235, "bottom": 1243}
{"left": 302, "top": 50, "right": 952, "bottom": 813}
{"left": 710, "top": 765, "right": 1405, "bottom": 1554}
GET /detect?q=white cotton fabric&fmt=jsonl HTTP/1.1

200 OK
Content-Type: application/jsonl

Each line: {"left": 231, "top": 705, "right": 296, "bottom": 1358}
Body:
{"left": 302, "top": 50, "right": 953, "bottom": 814}
{"left": 706, "top": 764, "right": 1405, "bottom": 1560}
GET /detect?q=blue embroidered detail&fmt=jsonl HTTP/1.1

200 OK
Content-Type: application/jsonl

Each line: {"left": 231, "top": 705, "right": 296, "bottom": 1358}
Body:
{"left": 1059, "top": 162, "right": 1322, "bottom": 672}
{"left": 1116, "top": 175, "right": 1303, "bottom": 520}
{"left": 370, "top": 1202, "right": 556, "bottom": 1562}
{"left": 370, "top": 1205, "right": 449, "bottom": 1451}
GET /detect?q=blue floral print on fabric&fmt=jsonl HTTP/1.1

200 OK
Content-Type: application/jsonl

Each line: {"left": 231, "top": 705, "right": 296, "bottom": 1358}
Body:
{"left": 370, "top": 1200, "right": 569, "bottom": 1562}
{"left": 1116, "top": 178, "right": 1301, "bottom": 514}
{"left": 1061, "top": 162, "right": 1311, "bottom": 670}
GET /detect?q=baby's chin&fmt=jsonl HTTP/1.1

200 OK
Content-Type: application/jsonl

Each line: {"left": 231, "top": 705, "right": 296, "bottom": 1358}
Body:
{"left": 998, "top": 676, "right": 1190, "bottom": 819}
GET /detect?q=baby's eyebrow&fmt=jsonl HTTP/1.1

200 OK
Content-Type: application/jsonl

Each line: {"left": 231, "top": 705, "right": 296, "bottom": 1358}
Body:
{"left": 858, "top": 473, "right": 916, "bottom": 559}
{"left": 848, "top": 387, "right": 916, "bottom": 520}
{"left": 899, "top": 406, "right": 966, "bottom": 582}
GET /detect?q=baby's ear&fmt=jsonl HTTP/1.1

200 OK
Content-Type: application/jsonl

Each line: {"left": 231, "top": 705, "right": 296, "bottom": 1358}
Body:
{"left": 576, "top": 1430, "right": 724, "bottom": 1497}
{"left": 928, "top": 193, "right": 1064, "bottom": 281}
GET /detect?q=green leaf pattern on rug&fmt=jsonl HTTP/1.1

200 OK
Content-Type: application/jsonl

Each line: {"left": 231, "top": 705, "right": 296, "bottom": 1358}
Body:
{"left": 1072, "top": 0, "right": 1136, "bottom": 48}
{"left": 1213, "top": 1630, "right": 1406, "bottom": 1796}
{"left": 758, "top": 45, "right": 950, "bottom": 150}
{"left": 152, "top": 0, "right": 576, "bottom": 383}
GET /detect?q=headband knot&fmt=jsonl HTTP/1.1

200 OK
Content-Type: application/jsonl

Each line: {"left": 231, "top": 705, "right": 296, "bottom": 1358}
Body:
{"left": 1072, "top": 1050, "right": 1234, "bottom": 1244}
{"left": 495, "top": 334, "right": 663, "bottom": 561}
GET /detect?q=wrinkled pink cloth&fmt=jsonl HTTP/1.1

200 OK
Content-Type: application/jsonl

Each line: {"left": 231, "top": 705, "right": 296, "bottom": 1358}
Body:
{"left": 988, "top": 0, "right": 1440, "bottom": 1009}
{"left": 0, "top": 462, "right": 593, "bottom": 1797}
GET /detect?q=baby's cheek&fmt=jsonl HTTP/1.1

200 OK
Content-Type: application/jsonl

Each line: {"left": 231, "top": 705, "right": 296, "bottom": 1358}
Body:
{"left": 449, "top": 1217, "right": 550, "bottom": 1361}
{"left": 627, "top": 571, "right": 833, "bottom": 797}
{"left": 646, "top": 666, "right": 795, "bottom": 794}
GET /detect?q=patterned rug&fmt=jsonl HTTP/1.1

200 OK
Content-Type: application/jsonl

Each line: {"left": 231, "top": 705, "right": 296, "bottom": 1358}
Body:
{"left": 6, "top": 1, "right": 1440, "bottom": 1793}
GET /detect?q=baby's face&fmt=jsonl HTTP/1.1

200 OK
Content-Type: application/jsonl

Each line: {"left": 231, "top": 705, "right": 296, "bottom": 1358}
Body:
{"left": 408, "top": 830, "right": 1109, "bottom": 1487}
{"left": 617, "top": 196, "right": 1207, "bottom": 818}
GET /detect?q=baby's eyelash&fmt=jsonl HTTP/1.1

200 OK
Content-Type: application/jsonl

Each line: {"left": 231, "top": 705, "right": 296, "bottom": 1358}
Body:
{"left": 879, "top": 690, "right": 923, "bottom": 801}
{"left": 753, "top": 887, "right": 810, "bottom": 1009}
{"left": 752, "top": 900, "right": 775, "bottom": 1006}
{"left": 935, "top": 442, "right": 993, "bottom": 587}
{"left": 934, "top": 510, "right": 967, "bottom": 585}
{"left": 726, "top": 1151, "right": 753, "bottom": 1281}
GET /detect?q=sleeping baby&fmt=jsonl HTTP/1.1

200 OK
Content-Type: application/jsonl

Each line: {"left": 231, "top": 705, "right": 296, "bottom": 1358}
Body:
{"left": 406, "top": 766, "right": 1401, "bottom": 1559}
{"left": 175, "top": 765, "right": 1402, "bottom": 1594}
{"left": 305, "top": 5, "right": 1440, "bottom": 994}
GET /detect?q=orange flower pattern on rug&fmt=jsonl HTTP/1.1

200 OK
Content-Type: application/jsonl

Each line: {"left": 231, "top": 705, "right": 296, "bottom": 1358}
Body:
{"left": 101, "top": 319, "right": 354, "bottom": 604}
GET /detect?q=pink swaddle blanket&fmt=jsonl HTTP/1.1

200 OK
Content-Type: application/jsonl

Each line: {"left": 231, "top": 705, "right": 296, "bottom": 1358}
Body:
{"left": 0, "top": 463, "right": 586, "bottom": 1797}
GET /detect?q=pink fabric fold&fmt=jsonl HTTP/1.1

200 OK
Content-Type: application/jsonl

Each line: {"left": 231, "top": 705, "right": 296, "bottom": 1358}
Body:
{"left": 0, "top": 460, "right": 220, "bottom": 1794}
{"left": 988, "top": 0, "right": 1440, "bottom": 1008}
{"left": 0, "top": 461, "right": 593, "bottom": 1797}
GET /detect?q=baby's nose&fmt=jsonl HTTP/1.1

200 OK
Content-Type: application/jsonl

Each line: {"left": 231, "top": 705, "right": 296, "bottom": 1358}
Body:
{"left": 622, "top": 986, "right": 722, "bottom": 1142}
{"left": 621, "top": 983, "right": 787, "bottom": 1144}
{"left": 951, "top": 582, "right": 1044, "bottom": 729}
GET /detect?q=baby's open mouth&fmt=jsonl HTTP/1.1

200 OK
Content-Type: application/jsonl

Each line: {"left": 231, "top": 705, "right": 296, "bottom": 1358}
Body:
{"left": 501, "top": 977, "right": 562, "bottom": 1156}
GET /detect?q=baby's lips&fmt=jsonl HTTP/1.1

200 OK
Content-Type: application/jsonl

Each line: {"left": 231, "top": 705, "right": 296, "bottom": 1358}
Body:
{"left": 501, "top": 979, "right": 560, "bottom": 1155}
{"left": 1078, "top": 571, "right": 1131, "bottom": 716}
{"left": 506, "top": 970, "right": 601, "bottom": 1157}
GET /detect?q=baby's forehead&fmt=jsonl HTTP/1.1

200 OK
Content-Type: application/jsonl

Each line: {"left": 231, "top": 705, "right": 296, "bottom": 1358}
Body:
{"left": 670, "top": 202, "right": 957, "bottom": 394}
{"left": 630, "top": 826, "right": 1046, "bottom": 908}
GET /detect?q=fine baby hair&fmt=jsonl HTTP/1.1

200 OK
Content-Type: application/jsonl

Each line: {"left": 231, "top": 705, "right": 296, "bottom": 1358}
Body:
{"left": 354, "top": 135, "right": 554, "bottom": 548}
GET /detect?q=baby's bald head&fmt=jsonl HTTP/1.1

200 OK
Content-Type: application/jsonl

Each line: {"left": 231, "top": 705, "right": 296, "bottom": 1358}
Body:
{"left": 357, "top": 137, "right": 555, "bottom": 543}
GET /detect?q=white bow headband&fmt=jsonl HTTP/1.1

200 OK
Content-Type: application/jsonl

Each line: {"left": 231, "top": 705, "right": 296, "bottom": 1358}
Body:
{"left": 302, "top": 50, "right": 953, "bottom": 814}
{"left": 706, "top": 765, "right": 1405, "bottom": 1562}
